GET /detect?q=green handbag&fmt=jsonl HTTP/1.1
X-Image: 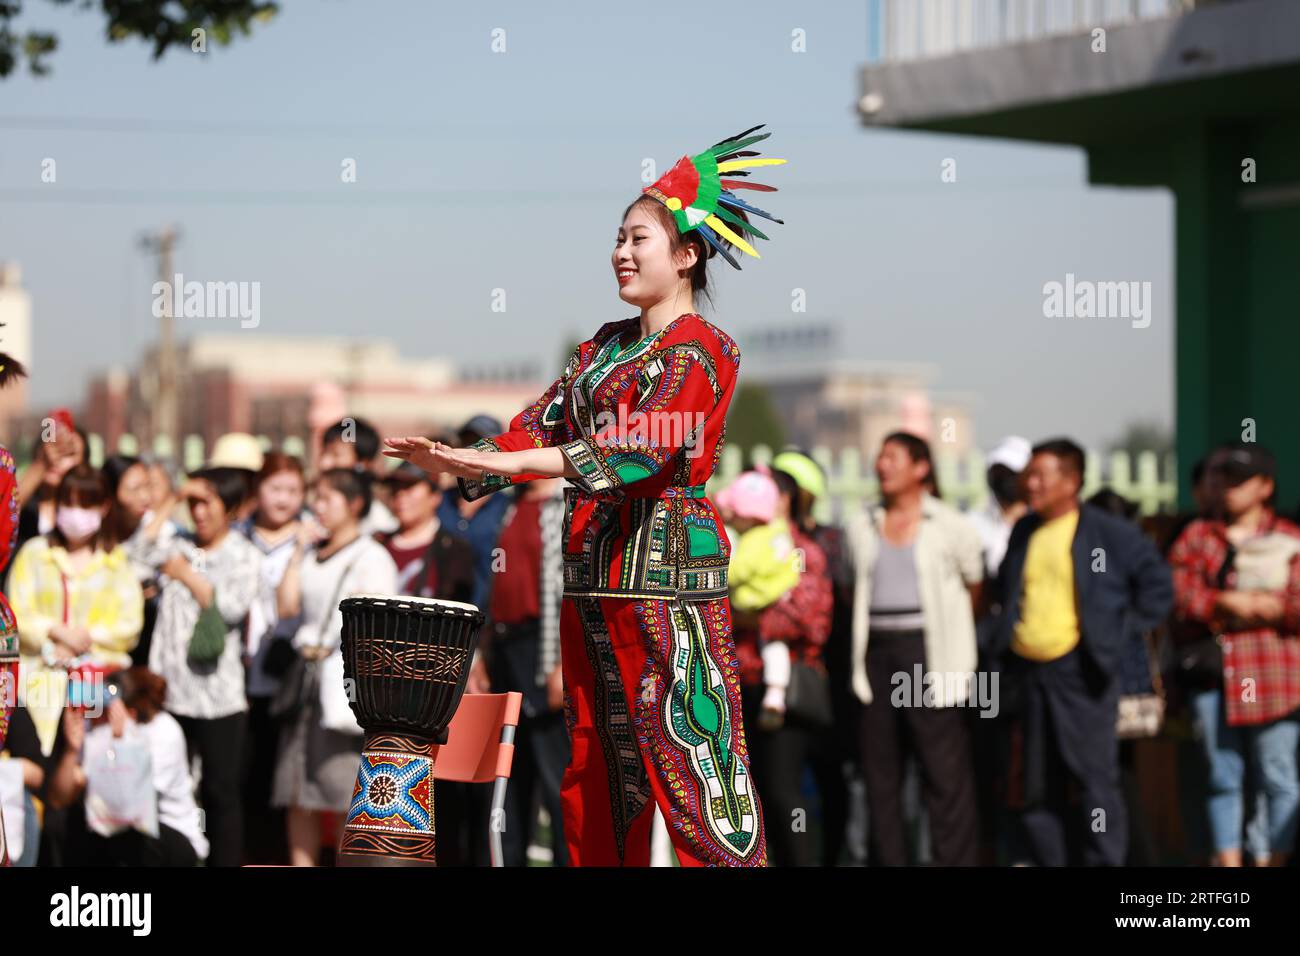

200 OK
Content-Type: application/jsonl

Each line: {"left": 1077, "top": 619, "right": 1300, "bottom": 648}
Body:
{"left": 187, "top": 597, "right": 227, "bottom": 665}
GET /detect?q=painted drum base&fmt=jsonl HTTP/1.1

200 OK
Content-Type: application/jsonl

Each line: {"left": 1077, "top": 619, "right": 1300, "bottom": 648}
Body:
{"left": 337, "top": 733, "right": 438, "bottom": 867}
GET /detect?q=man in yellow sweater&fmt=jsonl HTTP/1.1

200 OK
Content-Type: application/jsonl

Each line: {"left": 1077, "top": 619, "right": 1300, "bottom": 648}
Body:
{"left": 991, "top": 439, "right": 1172, "bottom": 866}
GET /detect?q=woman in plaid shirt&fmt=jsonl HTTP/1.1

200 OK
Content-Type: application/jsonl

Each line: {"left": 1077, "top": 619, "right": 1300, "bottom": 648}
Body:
{"left": 1169, "top": 444, "right": 1300, "bottom": 867}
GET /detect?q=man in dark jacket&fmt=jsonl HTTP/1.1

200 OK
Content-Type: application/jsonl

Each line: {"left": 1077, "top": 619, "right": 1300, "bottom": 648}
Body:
{"left": 991, "top": 438, "right": 1173, "bottom": 866}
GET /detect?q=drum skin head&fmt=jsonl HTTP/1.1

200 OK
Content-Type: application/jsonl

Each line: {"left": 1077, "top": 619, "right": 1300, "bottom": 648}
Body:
{"left": 347, "top": 593, "right": 481, "bottom": 615}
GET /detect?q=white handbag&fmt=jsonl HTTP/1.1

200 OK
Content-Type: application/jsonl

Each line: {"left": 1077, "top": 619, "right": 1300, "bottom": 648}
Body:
{"left": 307, "top": 549, "right": 364, "bottom": 736}
{"left": 318, "top": 648, "right": 362, "bottom": 736}
{"left": 83, "top": 724, "right": 160, "bottom": 839}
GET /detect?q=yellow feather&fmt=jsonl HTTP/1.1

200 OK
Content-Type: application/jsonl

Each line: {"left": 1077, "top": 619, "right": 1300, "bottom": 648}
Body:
{"left": 716, "top": 158, "right": 787, "bottom": 172}
{"left": 704, "top": 215, "right": 759, "bottom": 258}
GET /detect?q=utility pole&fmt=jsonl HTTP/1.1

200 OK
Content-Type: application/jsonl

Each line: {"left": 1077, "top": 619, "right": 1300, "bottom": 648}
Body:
{"left": 139, "top": 226, "right": 180, "bottom": 455}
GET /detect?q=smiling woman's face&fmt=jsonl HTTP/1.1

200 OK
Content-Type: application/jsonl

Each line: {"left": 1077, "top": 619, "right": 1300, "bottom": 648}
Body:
{"left": 612, "top": 202, "right": 698, "bottom": 308}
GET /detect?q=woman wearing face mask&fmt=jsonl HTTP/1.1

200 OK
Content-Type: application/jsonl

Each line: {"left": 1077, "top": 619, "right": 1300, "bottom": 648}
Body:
{"left": 385, "top": 126, "right": 787, "bottom": 867}
{"left": 273, "top": 468, "right": 397, "bottom": 866}
{"left": 234, "top": 452, "right": 308, "bottom": 864}
{"left": 9, "top": 464, "right": 144, "bottom": 756}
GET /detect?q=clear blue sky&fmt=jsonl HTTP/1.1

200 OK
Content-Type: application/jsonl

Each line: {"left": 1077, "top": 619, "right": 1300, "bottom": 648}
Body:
{"left": 0, "top": 0, "right": 1173, "bottom": 450}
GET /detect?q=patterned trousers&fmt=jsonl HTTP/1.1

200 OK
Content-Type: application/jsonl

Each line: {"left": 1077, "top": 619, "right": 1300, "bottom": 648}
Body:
{"left": 559, "top": 595, "right": 767, "bottom": 867}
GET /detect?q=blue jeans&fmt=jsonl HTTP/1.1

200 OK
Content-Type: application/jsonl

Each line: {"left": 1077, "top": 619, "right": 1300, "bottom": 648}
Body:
{"left": 1191, "top": 690, "right": 1300, "bottom": 856}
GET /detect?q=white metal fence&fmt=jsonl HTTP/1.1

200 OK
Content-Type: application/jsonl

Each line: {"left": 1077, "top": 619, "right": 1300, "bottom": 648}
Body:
{"left": 865, "top": 0, "right": 1199, "bottom": 64}
{"left": 79, "top": 432, "right": 1178, "bottom": 522}
{"left": 712, "top": 443, "right": 1177, "bottom": 522}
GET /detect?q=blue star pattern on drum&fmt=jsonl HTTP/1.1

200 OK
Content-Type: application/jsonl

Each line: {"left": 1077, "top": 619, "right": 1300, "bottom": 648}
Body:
{"left": 345, "top": 750, "right": 434, "bottom": 835}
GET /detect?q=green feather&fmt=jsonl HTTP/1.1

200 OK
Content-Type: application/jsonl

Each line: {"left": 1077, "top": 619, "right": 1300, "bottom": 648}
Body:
{"left": 713, "top": 204, "right": 770, "bottom": 241}
{"left": 709, "top": 132, "right": 771, "bottom": 158}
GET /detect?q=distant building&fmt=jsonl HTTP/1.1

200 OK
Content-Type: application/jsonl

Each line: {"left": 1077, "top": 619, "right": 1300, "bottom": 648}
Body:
{"left": 736, "top": 320, "right": 979, "bottom": 455}
{"left": 750, "top": 358, "right": 977, "bottom": 456}
{"left": 0, "top": 263, "right": 33, "bottom": 447}
{"left": 81, "top": 334, "right": 545, "bottom": 466}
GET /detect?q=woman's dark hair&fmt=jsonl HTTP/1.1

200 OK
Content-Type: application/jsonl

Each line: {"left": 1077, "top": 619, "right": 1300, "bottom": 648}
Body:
{"left": 0, "top": 349, "right": 27, "bottom": 389}
{"left": 189, "top": 466, "right": 253, "bottom": 515}
{"left": 102, "top": 454, "right": 143, "bottom": 493}
{"left": 49, "top": 463, "right": 110, "bottom": 549}
{"left": 322, "top": 418, "right": 380, "bottom": 463}
{"left": 102, "top": 454, "right": 148, "bottom": 547}
{"left": 771, "top": 468, "right": 810, "bottom": 527}
{"left": 622, "top": 196, "right": 752, "bottom": 311}
{"left": 882, "top": 431, "right": 941, "bottom": 498}
{"left": 109, "top": 667, "right": 168, "bottom": 724}
{"left": 54, "top": 462, "right": 108, "bottom": 509}
{"left": 319, "top": 466, "right": 372, "bottom": 519}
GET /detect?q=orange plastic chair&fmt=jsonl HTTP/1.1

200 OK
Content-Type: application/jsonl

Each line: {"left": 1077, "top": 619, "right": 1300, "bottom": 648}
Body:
{"left": 433, "top": 691, "right": 524, "bottom": 868}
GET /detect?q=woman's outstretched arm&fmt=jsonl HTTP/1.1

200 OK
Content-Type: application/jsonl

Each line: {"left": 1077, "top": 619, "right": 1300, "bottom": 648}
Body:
{"left": 383, "top": 438, "right": 578, "bottom": 483}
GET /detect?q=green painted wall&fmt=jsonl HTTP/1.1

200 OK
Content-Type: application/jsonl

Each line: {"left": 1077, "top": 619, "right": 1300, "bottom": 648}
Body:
{"left": 900, "top": 64, "right": 1300, "bottom": 513}
{"left": 1090, "top": 115, "right": 1300, "bottom": 512}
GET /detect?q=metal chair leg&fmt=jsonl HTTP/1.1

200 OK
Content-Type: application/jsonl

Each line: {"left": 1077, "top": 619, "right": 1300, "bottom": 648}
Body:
{"left": 490, "top": 775, "right": 509, "bottom": 867}
{"left": 490, "top": 723, "right": 517, "bottom": 868}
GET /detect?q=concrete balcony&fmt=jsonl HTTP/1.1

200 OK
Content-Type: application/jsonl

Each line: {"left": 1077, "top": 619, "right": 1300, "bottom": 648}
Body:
{"left": 858, "top": 0, "right": 1300, "bottom": 146}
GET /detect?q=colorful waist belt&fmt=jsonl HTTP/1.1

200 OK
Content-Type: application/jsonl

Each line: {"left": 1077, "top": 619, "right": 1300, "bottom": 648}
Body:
{"left": 659, "top": 484, "right": 708, "bottom": 499}
{"left": 569, "top": 483, "right": 709, "bottom": 501}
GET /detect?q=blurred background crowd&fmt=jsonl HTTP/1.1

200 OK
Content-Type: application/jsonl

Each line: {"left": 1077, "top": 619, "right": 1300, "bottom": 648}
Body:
{"left": 1, "top": 403, "right": 1296, "bottom": 868}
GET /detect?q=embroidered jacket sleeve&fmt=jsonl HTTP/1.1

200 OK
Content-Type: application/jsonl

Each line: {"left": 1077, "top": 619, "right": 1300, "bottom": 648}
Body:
{"left": 459, "top": 345, "right": 582, "bottom": 501}
{"left": 560, "top": 337, "right": 735, "bottom": 495}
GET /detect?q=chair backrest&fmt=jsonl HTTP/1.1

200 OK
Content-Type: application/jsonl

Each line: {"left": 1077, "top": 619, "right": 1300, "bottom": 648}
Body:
{"left": 432, "top": 692, "right": 523, "bottom": 784}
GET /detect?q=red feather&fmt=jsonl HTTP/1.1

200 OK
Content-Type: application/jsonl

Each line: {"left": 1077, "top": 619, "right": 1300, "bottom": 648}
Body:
{"left": 721, "top": 179, "right": 777, "bottom": 192}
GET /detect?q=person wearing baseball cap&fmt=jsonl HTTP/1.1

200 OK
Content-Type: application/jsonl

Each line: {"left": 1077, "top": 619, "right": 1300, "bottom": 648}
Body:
{"left": 456, "top": 415, "right": 504, "bottom": 448}
{"left": 375, "top": 462, "right": 474, "bottom": 604}
{"left": 968, "top": 436, "right": 1032, "bottom": 581}
{"left": 960, "top": 436, "right": 1033, "bottom": 862}
{"left": 1170, "top": 442, "right": 1300, "bottom": 868}
{"left": 1208, "top": 443, "right": 1277, "bottom": 496}
{"left": 432, "top": 417, "right": 513, "bottom": 618}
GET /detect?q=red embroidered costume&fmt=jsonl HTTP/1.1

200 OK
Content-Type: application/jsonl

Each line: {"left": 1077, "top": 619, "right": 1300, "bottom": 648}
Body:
{"left": 460, "top": 313, "right": 767, "bottom": 865}
{"left": 457, "top": 123, "right": 787, "bottom": 866}
{"left": 0, "top": 444, "right": 21, "bottom": 867}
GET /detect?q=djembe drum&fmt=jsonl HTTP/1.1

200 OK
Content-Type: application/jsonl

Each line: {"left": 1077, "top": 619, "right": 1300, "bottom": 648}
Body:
{"left": 336, "top": 594, "right": 483, "bottom": 867}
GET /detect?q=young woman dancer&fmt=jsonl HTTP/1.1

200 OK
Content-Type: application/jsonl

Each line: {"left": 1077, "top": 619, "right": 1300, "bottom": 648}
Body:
{"left": 386, "top": 126, "right": 787, "bottom": 866}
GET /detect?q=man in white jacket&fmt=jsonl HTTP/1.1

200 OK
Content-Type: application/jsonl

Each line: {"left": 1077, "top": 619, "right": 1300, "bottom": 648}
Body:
{"left": 847, "top": 432, "right": 985, "bottom": 866}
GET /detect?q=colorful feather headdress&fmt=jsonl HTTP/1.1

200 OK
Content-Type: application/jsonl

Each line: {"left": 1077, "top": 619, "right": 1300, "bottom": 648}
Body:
{"left": 642, "top": 124, "right": 786, "bottom": 269}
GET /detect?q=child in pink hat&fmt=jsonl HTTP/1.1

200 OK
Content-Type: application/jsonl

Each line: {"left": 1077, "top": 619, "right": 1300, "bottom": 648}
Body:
{"left": 719, "top": 468, "right": 801, "bottom": 727}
